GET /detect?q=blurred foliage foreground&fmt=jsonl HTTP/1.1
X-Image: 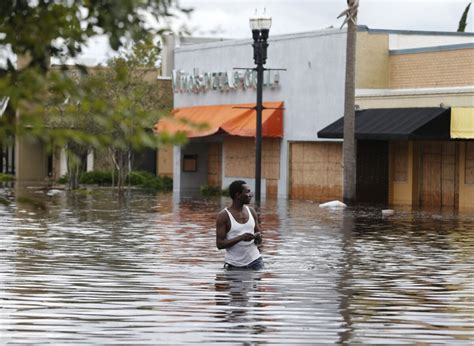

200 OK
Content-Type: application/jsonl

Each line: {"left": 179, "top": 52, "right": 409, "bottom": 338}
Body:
{"left": 0, "top": 0, "right": 192, "bottom": 190}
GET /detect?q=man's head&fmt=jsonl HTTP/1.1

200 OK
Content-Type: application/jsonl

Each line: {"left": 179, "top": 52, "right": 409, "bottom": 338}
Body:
{"left": 229, "top": 180, "right": 252, "bottom": 204}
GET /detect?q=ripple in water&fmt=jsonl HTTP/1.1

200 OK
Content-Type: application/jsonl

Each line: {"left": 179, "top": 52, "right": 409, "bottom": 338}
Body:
{"left": 0, "top": 189, "right": 473, "bottom": 343}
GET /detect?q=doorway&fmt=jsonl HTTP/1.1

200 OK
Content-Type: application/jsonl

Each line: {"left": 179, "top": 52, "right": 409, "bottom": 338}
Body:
{"left": 356, "top": 140, "right": 389, "bottom": 205}
{"left": 419, "top": 141, "right": 458, "bottom": 209}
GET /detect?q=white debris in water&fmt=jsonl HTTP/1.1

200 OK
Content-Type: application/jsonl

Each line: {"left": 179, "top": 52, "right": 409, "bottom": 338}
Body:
{"left": 46, "top": 189, "right": 63, "bottom": 196}
{"left": 311, "top": 225, "right": 321, "bottom": 230}
{"left": 382, "top": 209, "right": 395, "bottom": 216}
{"left": 319, "top": 200, "right": 347, "bottom": 209}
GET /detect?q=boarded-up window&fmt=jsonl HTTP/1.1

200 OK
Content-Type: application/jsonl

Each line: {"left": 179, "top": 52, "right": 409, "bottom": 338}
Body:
{"left": 466, "top": 142, "right": 474, "bottom": 184}
{"left": 224, "top": 137, "right": 280, "bottom": 180}
{"left": 392, "top": 141, "right": 408, "bottom": 182}
{"left": 183, "top": 154, "right": 198, "bottom": 172}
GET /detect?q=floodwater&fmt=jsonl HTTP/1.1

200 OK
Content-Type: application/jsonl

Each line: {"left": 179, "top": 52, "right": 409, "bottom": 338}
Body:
{"left": 0, "top": 188, "right": 473, "bottom": 344}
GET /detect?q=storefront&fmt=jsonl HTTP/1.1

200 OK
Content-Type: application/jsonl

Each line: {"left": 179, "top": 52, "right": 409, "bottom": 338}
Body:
{"left": 158, "top": 28, "right": 348, "bottom": 198}
{"left": 318, "top": 102, "right": 473, "bottom": 210}
{"left": 157, "top": 27, "right": 474, "bottom": 206}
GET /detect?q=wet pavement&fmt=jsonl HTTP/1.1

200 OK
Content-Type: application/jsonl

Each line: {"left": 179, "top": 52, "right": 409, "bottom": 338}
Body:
{"left": 0, "top": 188, "right": 473, "bottom": 343}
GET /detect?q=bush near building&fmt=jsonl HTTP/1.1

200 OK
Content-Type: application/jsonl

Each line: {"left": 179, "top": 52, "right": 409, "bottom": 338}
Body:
{"left": 57, "top": 170, "right": 172, "bottom": 192}
{"left": 0, "top": 173, "right": 15, "bottom": 182}
{"left": 200, "top": 185, "right": 229, "bottom": 197}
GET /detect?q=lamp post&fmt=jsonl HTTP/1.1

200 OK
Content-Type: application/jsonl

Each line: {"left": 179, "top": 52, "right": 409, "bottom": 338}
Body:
{"left": 249, "top": 11, "right": 271, "bottom": 205}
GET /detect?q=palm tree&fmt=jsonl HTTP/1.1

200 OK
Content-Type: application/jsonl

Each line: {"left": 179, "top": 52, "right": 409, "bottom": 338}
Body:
{"left": 457, "top": 2, "right": 471, "bottom": 32}
{"left": 338, "top": 0, "right": 359, "bottom": 205}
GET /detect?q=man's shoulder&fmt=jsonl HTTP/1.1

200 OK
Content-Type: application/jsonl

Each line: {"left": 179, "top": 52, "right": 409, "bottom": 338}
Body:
{"left": 246, "top": 205, "right": 257, "bottom": 215}
{"left": 216, "top": 208, "right": 229, "bottom": 221}
{"left": 218, "top": 207, "right": 228, "bottom": 215}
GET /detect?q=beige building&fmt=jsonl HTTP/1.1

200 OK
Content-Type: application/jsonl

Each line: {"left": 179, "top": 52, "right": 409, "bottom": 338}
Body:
{"left": 319, "top": 33, "right": 474, "bottom": 210}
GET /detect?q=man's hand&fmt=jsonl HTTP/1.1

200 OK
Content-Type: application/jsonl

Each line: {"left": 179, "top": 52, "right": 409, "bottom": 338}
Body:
{"left": 254, "top": 232, "right": 262, "bottom": 245}
{"left": 240, "top": 233, "right": 255, "bottom": 242}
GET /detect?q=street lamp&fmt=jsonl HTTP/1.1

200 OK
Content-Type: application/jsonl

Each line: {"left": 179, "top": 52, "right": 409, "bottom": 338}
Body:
{"left": 249, "top": 10, "right": 271, "bottom": 205}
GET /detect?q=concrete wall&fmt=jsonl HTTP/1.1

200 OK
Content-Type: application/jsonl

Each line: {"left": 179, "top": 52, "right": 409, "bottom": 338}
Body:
{"left": 15, "top": 136, "right": 48, "bottom": 184}
{"left": 179, "top": 141, "right": 208, "bottom": 193}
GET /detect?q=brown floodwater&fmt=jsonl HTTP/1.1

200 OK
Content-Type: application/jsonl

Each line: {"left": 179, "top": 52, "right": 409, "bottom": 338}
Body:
{"left": 0, "top": 188, "right": 473, "bottom": 344}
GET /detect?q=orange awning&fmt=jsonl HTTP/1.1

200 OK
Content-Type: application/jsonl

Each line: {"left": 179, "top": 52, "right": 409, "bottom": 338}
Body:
{"left": 154, "top": 102, "right": 284, "bottom": 138}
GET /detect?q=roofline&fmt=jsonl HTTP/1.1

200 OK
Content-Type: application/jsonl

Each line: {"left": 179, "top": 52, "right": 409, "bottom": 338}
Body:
{"left": 390, "top": 43, "right": 474, "bottom": 55}
{"left": 175, "top": 28, "right": 345, "bottom": 53}
{"left": 356, "top": 86, "right": 474, "bottom": 98}
{"left": 358, "top": 25, "right": 474, "bottom": 36}
{"left": 175, "top": 25, "right": 474, "bottom": 53}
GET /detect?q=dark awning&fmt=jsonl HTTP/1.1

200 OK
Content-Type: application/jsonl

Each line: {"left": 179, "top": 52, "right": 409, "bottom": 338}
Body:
{"left": 318, "top": 107, "right": 451, "bottom": 140}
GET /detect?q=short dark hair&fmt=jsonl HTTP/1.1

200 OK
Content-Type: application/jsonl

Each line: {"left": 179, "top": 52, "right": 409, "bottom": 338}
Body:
{"left": 229, "top": 180, "right": 247, "bottom": 199}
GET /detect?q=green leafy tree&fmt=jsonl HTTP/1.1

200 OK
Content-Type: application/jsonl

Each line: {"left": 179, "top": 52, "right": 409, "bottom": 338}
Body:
{"left": 47, "top": 39, "right": 186, "bottom": 190}
{"left": 46, "top": 71, "right": 103, "bottom": 189}
{"left": 0, "top": 0, "right": 191, "bottom": 144}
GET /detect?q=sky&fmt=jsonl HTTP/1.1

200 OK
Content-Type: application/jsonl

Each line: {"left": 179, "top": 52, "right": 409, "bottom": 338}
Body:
{"left": 73, "top": 0, "right": 474, "bottom": 65}
{"left": 176, "top": 0, "right": 473, "bottom": 38}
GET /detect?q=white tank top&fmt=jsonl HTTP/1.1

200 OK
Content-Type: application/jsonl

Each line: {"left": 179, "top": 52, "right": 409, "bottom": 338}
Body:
{"left": 224, "top": 205, "right": 261, "bottom": 266}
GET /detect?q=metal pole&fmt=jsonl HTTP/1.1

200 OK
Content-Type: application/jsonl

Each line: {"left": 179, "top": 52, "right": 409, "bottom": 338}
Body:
{"left": 255, "top": 62, "right": 264, "bottom": 205}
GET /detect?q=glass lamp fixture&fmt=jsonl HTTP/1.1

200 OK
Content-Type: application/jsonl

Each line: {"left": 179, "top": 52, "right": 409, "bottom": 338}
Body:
{"left": 249, "top": 9, "right": 272, "bottom": 31}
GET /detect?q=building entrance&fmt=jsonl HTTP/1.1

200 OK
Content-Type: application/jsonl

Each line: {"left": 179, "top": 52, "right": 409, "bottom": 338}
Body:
{"left": 419, "top": 141, "right": 458, "bottom": 209}
{"left": 356, "top": 140, "right": 389, "bottom": 205}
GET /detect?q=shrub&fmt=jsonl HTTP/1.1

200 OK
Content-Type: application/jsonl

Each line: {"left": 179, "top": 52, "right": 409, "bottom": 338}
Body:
{"left": 160, "top": 176, "right": 173, "bottom": 191}
{"left": 200, "top": 185, "right": 226, "bottom": 196}
{"left": 80, "top": 171, "right": 113, "bottom": 185}
{"left": 0, "top": 173, "right": 15, "bottom": 182}
{"left": 57, "top": 170, "right": 172, "bottom": 191}
{"left": 56, "top": 175, "right": 68, "bottom": 184}
{"left": 127, "top": 171, "right": 155, "bottom": 185}
{"left": 127, "top": 171, "right": 173, "bottom": 191}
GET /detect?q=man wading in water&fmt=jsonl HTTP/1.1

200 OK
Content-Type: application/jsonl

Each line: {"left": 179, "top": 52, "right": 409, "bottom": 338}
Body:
{"left": 216, "top": 180, "right": 263, "bottom": 270}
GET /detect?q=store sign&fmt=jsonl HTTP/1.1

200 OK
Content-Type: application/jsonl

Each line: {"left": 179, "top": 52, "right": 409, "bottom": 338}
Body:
{"left": 172, "top": 68, "right": 280, "bottom": 93}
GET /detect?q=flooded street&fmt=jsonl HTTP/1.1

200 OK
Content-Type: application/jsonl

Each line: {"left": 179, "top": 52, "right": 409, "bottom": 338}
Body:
{"left": 1, "top": 188, "right": 473, "bottom": 344}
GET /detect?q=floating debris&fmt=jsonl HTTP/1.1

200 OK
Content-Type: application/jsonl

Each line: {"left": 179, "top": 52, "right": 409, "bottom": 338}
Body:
{"left": 319, "top": 200, "right": 347, "bottom": 209}
{"left": 46, "top": 189, "right": 63, "bottom": 196}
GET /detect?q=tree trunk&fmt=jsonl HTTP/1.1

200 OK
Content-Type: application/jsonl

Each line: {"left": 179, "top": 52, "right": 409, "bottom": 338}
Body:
{"left": 343, "top": 18, "right": 357, "bottom": 205}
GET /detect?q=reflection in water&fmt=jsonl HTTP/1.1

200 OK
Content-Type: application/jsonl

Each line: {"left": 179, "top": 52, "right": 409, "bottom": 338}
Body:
{"left": 0, "top": 188, "right": 473, "bottom": 343}
{"left": 214, "top": 270, "right": 267, "bottom": 336}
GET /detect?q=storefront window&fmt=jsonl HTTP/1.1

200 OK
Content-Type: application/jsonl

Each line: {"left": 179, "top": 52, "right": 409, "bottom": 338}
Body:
{"left": 183, "top": 154, "right": 198, "bottom": 172}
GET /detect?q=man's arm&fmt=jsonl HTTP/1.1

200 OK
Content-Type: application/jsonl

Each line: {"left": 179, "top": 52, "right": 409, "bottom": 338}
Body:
{"left": 249, "top": 207, "right": 263, "bottom": 245}
{"left": 216, "top": 210, "right": 254, "bottom": 250}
